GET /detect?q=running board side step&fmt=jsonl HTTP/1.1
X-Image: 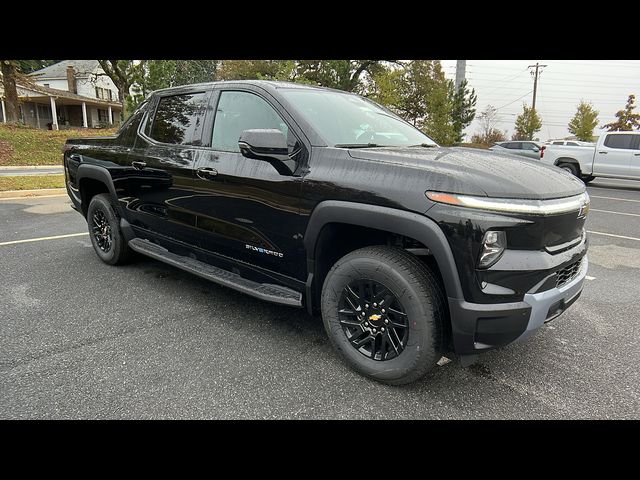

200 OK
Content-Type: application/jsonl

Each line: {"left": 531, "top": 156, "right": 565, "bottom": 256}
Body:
{"left": 128, "top": 238, "right": 302, "bottom": 307}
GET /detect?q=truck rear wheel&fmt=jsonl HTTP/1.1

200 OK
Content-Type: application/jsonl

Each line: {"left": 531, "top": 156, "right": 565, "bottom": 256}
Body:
{"left": 320, "top": 246, "right": 446, "bottom": 385}
{"left": 87, "top": 193, "right": 132, "bottom": 265}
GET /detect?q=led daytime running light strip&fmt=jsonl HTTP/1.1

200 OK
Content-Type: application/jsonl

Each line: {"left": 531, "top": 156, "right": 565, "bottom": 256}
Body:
{"left": 426, "top": 191, "right": 589, "bottom": 216}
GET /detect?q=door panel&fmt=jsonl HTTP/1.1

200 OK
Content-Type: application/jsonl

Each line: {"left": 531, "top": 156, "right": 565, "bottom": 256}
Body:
{"left": 593, "top": 134, "right": 634, "bottom": 176}
{"left": 188, "top": 89, "right": 306, "bottom": 281}
{"left": 122, "top": 90, "right": 211, "bottom": 246}
{"left": 629, "top": 136, "right": 640, "bottom": 178}
{"left": 192, "top": 149, "right": 304, "bottom": 279}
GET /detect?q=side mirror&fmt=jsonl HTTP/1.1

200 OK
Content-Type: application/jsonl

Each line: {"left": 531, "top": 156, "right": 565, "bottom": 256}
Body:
{"left": 238, "top": 129, "right": 296, "bottom": 175}
{"left": 239, "top": 129, "right": 288, "bottom": 158}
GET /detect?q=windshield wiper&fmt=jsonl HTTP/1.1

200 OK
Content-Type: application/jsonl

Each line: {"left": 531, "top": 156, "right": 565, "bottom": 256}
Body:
{"left": 408, "top": 143, "right": 437, "bottom": 148}
{"left": 334, "top": 143, "right": 390, "bottom": 148}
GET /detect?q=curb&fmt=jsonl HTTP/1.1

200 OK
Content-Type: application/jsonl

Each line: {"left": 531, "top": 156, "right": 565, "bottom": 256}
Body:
{"left": 0, "top": 188, "right": 67, "bottom": 199}
{"left": 0, "top": 165, "right": 62, "bottom": 170}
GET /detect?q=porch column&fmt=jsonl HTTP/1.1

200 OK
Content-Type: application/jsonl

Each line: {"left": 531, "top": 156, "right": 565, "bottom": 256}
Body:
{"left": 50, "top": 97, "right": 58, "bottom": 130}
{"left": 35, "top": 103, "right": 40, "bottom": 129}
{"left": 81, "top": 102, "right": 88, "bottom": 128}
{"left": 108, "top": 105, "right": 113, "bottom": 125}
{"left": 1, "top": 99, "right": 5, "bottom": 123}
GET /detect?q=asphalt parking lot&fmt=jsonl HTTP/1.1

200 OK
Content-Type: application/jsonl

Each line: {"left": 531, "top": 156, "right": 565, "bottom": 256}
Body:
{"left": 1, "top": 179, "right": 639, "bottom": 419}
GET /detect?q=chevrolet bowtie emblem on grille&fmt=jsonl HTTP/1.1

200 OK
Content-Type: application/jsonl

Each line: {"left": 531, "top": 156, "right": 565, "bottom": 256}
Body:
{"left": 368, "top": 314, "right": 382, "bottom": 321}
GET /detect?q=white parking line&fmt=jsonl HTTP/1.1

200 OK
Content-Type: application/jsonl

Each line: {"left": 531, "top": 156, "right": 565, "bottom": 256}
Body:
{"left": 590, "top": 195, "right": 640, "bottom": 204}
{"left": 590, "top": 209, "right": 640, "bottom": 218}
{"left": 0, "top": 232, "right": 88, "bottom": 247}
{"left": 587, "top": 230, "right": 640, "bottom": 242}
{"left": 585, "top": 275, "right": 596, "bottom": 281}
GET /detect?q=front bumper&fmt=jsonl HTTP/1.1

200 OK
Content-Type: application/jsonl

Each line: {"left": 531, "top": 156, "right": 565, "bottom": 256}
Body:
{"left": 449, "top": 256, "right": 588, "bottom": 355}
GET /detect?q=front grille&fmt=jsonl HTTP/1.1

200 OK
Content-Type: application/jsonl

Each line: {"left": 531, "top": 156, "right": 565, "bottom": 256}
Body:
{"left": 556, "top": 259, "right": 582, "bottom": 288}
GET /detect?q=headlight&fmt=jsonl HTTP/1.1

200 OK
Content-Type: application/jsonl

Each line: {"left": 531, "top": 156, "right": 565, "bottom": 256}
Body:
{"left": 478, "top": 230, "right": 506, "bottom": 268}
{"left": 426, "top": 191, "right": 590, "bottom": 216}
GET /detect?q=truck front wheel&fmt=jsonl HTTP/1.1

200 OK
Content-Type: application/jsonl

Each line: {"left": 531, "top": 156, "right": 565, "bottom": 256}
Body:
{"left": 558, "top": 162, "right": 579, "bottom": 177}
{"left": 320, "top": 246, "right": 446, "bottom": 385}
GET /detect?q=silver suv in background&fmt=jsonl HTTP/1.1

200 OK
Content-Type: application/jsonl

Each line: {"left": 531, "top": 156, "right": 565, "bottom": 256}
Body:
{"left": 490, "top": 141, "right": 543, "bottom": 159}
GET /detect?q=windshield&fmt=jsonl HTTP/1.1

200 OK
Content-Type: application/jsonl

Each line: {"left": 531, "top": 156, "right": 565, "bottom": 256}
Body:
{"left": 280, "top": 89, "right": 438, "bottom": 148}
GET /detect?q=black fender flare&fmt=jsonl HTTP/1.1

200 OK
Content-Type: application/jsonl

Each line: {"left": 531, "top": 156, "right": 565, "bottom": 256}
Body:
{"left": 76, "top": 164, "right": 119, "bottom": 211}
{"left": 75, "top": 163, "right": 135, "bottom": 241}
{"left": 302, "top": 201, "right": 464, "bottom": 313}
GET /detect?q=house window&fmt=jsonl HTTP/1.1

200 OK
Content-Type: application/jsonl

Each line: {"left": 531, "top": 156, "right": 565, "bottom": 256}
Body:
{"left": 44, "top": 83, "right": 50, "bottom": 88}
{"left": 98, "top": 109, "right": 109, "bottom": 123}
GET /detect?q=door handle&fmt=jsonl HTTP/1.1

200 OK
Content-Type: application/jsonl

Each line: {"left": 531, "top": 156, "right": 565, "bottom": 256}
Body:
{"left": 634, "top": 153, "right": 640, "bottom": 156}
{"left": 132, "top": 161, "right": 147, "bottom": 170}
{"left": 598, "top": 151, "right": 607, "bottom": 155}
{"left": 196, "top": 167, "right": 218, "bottom": 180}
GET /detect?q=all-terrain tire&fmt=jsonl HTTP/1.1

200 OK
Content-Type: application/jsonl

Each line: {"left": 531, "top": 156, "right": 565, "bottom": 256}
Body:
{"left": 321, "top": 245, "right": 446, "bottom": 385}
{"left": 86, "top": 193, "right": 132, "bottom": 265}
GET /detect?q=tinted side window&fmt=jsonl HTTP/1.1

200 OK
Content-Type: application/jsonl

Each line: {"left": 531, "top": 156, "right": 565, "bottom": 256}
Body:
{"left": 509, "top": 142, "right": 522, "bottom": 150}
{"left": 212, "top": 91, "right": 289, "bottom": 153}
{"left": 552, "top": 141, "right": 564, "bottom": 145}
{"left": 149, "top": 92, "right": 208, "bottom": 145}
{"left": 604, "top": 134, "right": 634, "bottom": 150}
{"left": 501, "top": 142, "right": 514, "bottom": 149}
{"left": 522, "top": 142, "right": 537, "bottom": 150}
{"left": 567, "top": 142, "right": 578, "bottom": 146}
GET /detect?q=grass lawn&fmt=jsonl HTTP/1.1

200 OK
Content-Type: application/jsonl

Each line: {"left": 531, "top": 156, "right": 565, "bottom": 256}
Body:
{"left": 0, "top": 124, "right": 118, "bottom": 167}
{"left": 0, "top": 174, "right": 65, "bottom": 191}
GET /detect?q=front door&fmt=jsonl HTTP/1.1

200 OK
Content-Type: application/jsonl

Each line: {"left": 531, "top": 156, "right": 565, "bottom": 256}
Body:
{"left": 190, "top": 89, "right": 307, "bottom": 281}
{"left": 593, "top": 133, "right": 635, "bottom": 177}
{"left": 125, "top": 90, "right": 211, "bottom": 247}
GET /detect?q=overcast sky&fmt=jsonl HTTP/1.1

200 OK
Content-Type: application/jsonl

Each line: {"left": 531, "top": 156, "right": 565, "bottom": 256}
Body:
{"left": 440, "top": 60, "right": 640, "bottom": 141}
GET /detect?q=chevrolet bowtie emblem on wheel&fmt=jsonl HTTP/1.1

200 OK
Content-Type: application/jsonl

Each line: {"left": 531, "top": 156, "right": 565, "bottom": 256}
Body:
{"left": 369, "top": 314, "right": 382, "bottom": 321}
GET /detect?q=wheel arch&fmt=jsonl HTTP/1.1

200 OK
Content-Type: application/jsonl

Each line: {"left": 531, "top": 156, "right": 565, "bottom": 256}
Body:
{"left": 302, "top": 201, "right": 464, "bottom": 315}
{"left": 76, "top": 164, "right": 119, "bottom": 217}
{"left": 554, "top": 157, "right": 582, "bottom": 175}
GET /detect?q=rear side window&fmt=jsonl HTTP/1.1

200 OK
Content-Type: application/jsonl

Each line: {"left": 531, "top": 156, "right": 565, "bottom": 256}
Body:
{"left": 149, "top": 92, "right": 208, "bottom": 145}
{"left": 212, "top": 91, "right": 289, "bottom": 153}
{"left": 552, "top": 141, "right": 564, "bottom": 145}
{"left": 604, "top": 134, "right": 634, "bottom": 150}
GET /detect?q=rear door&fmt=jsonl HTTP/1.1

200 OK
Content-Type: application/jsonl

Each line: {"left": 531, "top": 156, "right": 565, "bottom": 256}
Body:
{"left": 629, "top": 135, "right": 640, "bottom": 178}
{"left": 125, "top": 89, "right": 211, "bottom": 246}
{"left": 593, "top": 133, "right": 635, "bottom": 177}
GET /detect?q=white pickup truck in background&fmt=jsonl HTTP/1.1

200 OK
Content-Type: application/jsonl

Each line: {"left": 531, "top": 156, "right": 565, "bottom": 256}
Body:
{"left": 540, "top": 131, "right": 640, "bottom": 183}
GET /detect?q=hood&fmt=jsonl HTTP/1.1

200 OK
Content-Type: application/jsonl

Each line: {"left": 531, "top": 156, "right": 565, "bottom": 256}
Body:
{"left": 348, "top": 146, "right": 586, "bottom": 200}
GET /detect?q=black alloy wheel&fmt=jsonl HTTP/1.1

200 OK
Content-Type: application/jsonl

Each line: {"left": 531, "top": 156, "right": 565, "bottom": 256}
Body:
{"left": 86, "top": 193, "right": 133, "bottom": 265}
{"left": 338, "top": 279, "right": 409, "bottom": 361}
{"left": 91, "top": 208, "right": 113, "bottom": 253}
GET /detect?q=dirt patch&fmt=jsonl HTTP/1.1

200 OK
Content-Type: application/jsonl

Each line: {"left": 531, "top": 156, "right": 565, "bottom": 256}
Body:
{"left": 0, "top": 140, "right": 14, "bottom": 165}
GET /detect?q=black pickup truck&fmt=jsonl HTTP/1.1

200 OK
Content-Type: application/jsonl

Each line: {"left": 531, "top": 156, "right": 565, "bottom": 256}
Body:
{"left": 63, "top": 80, "right": 589, "bottom": 384}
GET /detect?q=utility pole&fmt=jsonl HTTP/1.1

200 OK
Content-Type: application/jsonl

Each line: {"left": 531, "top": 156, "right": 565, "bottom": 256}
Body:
{"left": 528, "top": 62, "right": 547, "bottom": 111}
{"left": 455, "top": 60, "right": 466, "bottom": 89}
